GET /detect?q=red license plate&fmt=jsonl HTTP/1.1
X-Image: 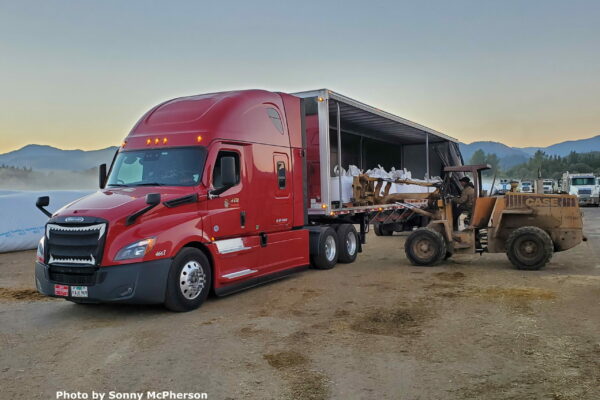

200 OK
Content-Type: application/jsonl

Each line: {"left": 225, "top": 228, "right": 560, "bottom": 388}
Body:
{"left": 54, "top": 284, "right": 69, "bottom": 297}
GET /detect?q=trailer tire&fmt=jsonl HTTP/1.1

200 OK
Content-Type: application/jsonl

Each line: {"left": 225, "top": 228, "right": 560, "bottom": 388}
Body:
{"left": 336, "top": 224, "right": 358, "bottom": 263}
{"left": 506, "top": 226, "right": 553, "bottom": 270}
{"left": 311, "top": 227, "right": 339, "bottom": 270}
{"left": 404, "top": 228, "right": 447, "bottom": 266}
{"left": 164, "top": 248, "right": 212, "bottom": 312}
{"left": 373, "top": 222, "right": 393, "bottom": 236}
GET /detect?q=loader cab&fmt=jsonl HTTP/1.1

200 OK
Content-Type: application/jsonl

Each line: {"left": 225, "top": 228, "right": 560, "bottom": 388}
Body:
{"left": 440, "top": 164, "right": 498, "bottom": 230}
{"left": 443, "top": 164, "right": 491, "bottom": 200}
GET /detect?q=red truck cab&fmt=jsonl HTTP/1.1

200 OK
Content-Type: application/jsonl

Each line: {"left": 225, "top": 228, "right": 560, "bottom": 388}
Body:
{"left": 34, "top": 90, "right": 344, "bottom": 311}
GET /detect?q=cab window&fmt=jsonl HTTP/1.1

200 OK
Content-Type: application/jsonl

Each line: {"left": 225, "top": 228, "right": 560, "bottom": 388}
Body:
{"left": 212, "top": 151, "right": 240, "bottom": 189}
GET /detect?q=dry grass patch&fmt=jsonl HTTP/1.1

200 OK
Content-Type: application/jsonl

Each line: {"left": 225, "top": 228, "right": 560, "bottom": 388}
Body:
{"left": 350, "top": 304, "right": 429, "bottom": 337}
{"left": 0, "top": 287, "right": 54, "bottom": 302}
{"left": 470, "top": 287, "right": 556, "bottom": 301}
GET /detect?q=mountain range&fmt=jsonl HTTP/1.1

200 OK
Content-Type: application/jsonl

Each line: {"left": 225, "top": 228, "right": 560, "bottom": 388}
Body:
{"left": 1, "top": 135, "right": 600, "bottom": 172}
{"left": 459, "top": 134, "right": 600, "bottom": 168}
{"left": 0, "top": 144, "right": 118, "bottom": 171}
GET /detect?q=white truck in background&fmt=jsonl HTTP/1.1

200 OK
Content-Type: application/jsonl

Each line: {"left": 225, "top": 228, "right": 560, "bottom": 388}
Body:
{"left": 542, "top": 179, "right": 555, "bottom": 194}
{"left": 561, "top": 172, "right": 599, "bottom": 206}
{"left": 521, "top": 180, "right": 534, "bottom": 193}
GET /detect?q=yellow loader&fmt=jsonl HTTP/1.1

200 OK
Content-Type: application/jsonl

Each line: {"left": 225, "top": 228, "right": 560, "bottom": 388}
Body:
{"left": 404, "top": 165, "right": 585, "bottom": 270}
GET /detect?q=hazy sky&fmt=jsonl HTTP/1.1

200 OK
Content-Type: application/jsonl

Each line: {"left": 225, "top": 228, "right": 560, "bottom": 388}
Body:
{"left": 1, "top": 0, "right": 599, "bottom": 153}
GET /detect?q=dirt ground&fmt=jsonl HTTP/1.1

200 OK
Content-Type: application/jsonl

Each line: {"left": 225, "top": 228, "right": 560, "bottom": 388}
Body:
{"left": 1, "top": 211, "right": 600, "bottom": 400}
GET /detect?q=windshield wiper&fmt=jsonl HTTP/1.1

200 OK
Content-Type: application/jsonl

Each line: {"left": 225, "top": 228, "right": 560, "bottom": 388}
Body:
{"left": 132, "top": 182, "right": 165, "bottom": 187}
{"left": 107, "top": 183, "right": 129, "bottom": 187}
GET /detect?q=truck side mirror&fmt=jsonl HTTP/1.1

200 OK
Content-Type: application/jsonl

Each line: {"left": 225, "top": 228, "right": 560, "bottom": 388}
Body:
{"left": 99, "top": 164, "right": 107, "bottom": 189}
{"left": 221, "top": 156, "right": 237, "bottom": 187}
{"left": 145, "top": 193, "right": 161, "bottom": 206}
{"left": 36, "top": 196, "right": 52, "bottom": 218}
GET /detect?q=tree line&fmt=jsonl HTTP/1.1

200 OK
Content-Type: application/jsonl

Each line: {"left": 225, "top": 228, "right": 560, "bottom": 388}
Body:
{"left": 468, "top": 149, "right": 600, "bottom": 180}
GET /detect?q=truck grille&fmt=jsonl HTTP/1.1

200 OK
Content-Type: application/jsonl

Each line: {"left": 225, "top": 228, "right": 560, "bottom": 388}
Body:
{"left": 578, "top": 188, "right": 592, "bottom": 195}
{"left": 45, "top": 222, "right": 107, "bottom": 266}
{"left": 48, "top": 266, "right": 98, "bottom": 286}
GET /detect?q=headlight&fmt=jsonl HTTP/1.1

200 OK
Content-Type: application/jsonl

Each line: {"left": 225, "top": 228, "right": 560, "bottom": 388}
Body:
{"left": 36, "top": 237, "right": 45, "bottom": 261}
{"left": 114, "top": 238, "right": 156, "bottom": 261}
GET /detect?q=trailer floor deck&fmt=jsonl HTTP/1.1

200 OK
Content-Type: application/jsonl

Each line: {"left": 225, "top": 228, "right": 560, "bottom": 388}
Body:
{"left": 1, "top": 210, "right": 600, "bottom": 399}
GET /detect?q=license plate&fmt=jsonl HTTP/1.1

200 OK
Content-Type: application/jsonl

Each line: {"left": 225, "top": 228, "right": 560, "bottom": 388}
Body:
{"left": 54, "top": 284, "right": 69, "bottom": 297}
{"left": 71, "top": 286, "right": 88, "bottom": 298}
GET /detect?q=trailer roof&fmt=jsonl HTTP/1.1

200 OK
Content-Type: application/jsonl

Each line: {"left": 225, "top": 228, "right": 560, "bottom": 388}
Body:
{"left": 293, "top": 89, "right": 458, "bottom": 144}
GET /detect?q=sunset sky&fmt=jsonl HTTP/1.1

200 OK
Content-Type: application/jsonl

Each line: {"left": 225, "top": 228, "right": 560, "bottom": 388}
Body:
{"left": 1, "top": 0, "right": 599, "bottom": 153}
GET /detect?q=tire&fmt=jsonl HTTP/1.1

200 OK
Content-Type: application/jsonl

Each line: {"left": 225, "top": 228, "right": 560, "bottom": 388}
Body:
{"left": 336, "top": 224, "right": 359, "bottom": 263}
{"left": 311, "top": 227, "right": 339, "bottom": 270}
{"left": 506, "top": 226, "right": 553, "bottom": 270}
{"left": 373, "top": 222, "right": 394, "bottom": 236}
{"left": 164, "top": 248, "right": 212, "bottom": 312}
{"left": 404, "top": 227, "right": 447, "bottom": 266}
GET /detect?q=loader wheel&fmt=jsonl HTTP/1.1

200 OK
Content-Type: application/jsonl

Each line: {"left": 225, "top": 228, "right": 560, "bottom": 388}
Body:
{"left": 311, "top": 227, "right": 339, "bottom": 269}
{"left": 506, "top": 226, "right": 553, "bottom": 270}
{"left": 336, "top": 224, "right": 358, "bottom": 263}
{"left": 373, "top": 222, "right": 394, "bottom": 236}
{"left": 165, "top": 248, "right": 212, "bottom": 312}
{"left": 404, "top": 228, "right": 447, "bottom": 266}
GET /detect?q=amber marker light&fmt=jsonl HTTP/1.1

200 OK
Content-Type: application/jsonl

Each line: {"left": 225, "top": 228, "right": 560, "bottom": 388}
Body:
{"left": 197, "top": 135, "right": 203, "bottom": 143}
{"left": 146, "top": 138, "right": 151, "bottom": 145}
{"left": 163, "top": 137, "right": 168, "bottom": 144}
{"left": 321, "top": 203, "right": 327, "bottom": 209}
{"left": 154, "top": 138, "right": 160, "bottom": 144}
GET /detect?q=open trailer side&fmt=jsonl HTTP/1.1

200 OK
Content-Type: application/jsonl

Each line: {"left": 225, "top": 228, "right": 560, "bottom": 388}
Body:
{"left": 295, "top": 89, "right": 463, "bottom": 234}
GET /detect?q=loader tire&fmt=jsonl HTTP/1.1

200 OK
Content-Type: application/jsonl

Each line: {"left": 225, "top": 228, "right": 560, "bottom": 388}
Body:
{"left": 506, "top": 226, "right": 553, "bottom": 270}
{"left": 404, "top": 227, "right": 447, "bottom": 266}
{"left": 336, "top": 224, "right": 359, "bottom": 263}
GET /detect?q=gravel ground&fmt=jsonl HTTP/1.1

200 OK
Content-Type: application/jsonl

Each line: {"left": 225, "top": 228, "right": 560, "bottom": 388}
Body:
{"left": 1, "top": 209, "right": 599, "bottom": 400}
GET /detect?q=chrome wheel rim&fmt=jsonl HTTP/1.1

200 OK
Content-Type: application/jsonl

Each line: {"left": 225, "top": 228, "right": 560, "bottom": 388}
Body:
{"left": 179, "top": 260, "right": 206, "bottom": 300}
{"left": 346, "top": 231, "right": 357, "bottom": 255}
{"left": 325, "top": 235, "right": 337, "bottom": 262}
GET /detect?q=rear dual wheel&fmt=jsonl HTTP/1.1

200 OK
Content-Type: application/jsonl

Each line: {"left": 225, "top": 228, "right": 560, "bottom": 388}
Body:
{"left": 336, "top": 224, "right": 359, "bottom": 264}
{"left": 311, "top": 224, "right": 359, "bottom": 269}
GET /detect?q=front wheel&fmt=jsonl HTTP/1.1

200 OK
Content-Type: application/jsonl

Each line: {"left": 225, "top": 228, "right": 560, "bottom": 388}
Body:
{"left": 506, "top": 226, "right": 553, "bottom": 270}
{"left": 164, "top": 248, "right": 212, "bottom": 312}
{"left": 404, "top": 228, "right": 447, "bottom": 266}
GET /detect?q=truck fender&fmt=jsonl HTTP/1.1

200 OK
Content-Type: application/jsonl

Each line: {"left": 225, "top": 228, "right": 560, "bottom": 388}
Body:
{"left": 305, "top": 226, "right": 331, "bottom": 258}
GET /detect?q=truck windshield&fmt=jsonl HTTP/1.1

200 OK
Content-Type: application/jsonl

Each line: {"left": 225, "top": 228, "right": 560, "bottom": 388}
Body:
{"left": 571, "top": 178, "right": 595, "bottom": 186}
{"left": 107, "top": 147, "right": 207, "bottom": 187}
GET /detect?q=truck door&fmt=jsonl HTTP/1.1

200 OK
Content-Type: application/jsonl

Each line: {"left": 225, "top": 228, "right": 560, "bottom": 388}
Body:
{"left": 206, "top": 147, "right": 247, "bottom": 239}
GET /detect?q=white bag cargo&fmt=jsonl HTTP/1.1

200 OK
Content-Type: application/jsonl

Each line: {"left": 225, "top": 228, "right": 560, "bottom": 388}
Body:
{"left": 0, "top": 190, "right": 93, "bottom": 253}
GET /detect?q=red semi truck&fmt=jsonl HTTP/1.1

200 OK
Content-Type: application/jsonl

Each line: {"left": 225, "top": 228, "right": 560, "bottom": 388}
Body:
{"left": 35, "top": 89, "right": 461, "bottom": 311}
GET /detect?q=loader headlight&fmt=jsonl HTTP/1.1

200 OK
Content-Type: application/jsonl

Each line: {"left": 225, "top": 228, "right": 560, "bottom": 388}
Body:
{"left": 36, "top": 237, "right": 45, "bottom": 262}
{"left": 115, "top": 238, "right": 156, "bottom": 261}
